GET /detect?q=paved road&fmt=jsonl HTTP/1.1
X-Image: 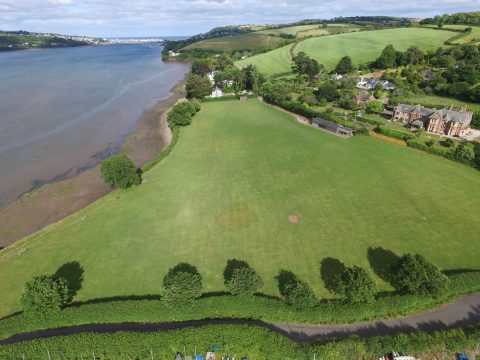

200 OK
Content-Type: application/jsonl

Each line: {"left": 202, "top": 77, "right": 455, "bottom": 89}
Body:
{"left": 1, "top": 293, "right": 479, "bottom": 346}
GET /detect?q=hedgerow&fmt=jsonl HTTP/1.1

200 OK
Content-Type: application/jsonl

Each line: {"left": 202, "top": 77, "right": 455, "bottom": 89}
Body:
{"left": 1, "top": 323, "right": 480, "bottom": 359}
{"left": 373, "top": 126, "right": 416, "bottom": 141}
{"left": 1, "top": 272, "right": 479, "bottom": 342}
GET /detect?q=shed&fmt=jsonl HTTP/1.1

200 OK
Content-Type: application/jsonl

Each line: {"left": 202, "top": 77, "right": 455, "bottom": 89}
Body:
{"left": 312, "top": 118, "right": 354, "bottom": 136}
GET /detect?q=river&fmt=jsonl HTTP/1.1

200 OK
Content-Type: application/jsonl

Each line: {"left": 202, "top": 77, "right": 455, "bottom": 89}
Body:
{"left": 0, "top": 43, "right": 189, "bottom": 207}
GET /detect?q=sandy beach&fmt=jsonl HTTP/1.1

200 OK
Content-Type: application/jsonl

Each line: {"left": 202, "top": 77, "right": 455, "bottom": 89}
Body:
{"left": 0, "top": 79, "right": 186, "bottom": 248}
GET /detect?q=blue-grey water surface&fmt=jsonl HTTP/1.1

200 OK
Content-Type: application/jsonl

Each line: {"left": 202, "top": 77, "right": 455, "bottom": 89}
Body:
{"left": 0, "top": 44, "right": 188, "bottom": 207}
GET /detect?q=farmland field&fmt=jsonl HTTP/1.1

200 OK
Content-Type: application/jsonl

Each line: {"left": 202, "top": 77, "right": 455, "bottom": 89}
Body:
{"left": 237, "top": 28, "right": 453, "bottom": 75}
{"left": 423, "top": 25, "right": 480, "bottom": 44}
{"left": 182, "top": 33, "right": 282, "bottom": 52}
{"left": 0, "top": 99, "right": 479, "bottom": 318}
{"left": 237, "top": 43, "right": 294, "bottom": 76}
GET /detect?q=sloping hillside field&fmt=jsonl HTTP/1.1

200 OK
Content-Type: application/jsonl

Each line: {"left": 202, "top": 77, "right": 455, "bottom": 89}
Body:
{"left": 0, "top": 99, "right": 479, "bottom": 317}
{"left": 237, "top": 28, "right": 453, "bottom": 75}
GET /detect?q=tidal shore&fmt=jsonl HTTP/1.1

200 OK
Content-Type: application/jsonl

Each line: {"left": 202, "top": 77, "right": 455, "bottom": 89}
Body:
{"left": 0, "top": 79, "right": 186, "bottom": 248}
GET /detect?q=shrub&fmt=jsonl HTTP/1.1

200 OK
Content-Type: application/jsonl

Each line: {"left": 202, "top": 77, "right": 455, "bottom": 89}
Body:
{"left": 226, "top": 267, "right": 264, "bottom": 296}
{"left": 441, "top": 138, "right": 454, "bottom": 148}
{"left": 162, "top": 263, "right": 203, "bottom": 308}
{"left": 365, "top": 100, "right": 384, "bottom": 114}
{"left": 391, "top": 254, "right": 450, "bottom": 298}
{"left": 425, "top": 139, "right": 435, "bottom": 147}
{"left": 167, "top": 101, "right": 200, "bottom": 127}
{"left": 454, "top": 142, "right": 475, "bottom": 164}
{"left": 374, "top": 127, "right": 415, "bottom": 141}
{"left": 340, "top": 266, "right": 377, "bottom": 304}
{"left": 285, "top": 280, "right": 317, "bottom": 310}
{"left": 21, "top": 275, "right": 69, "bottom": 319}
{"left": 100, "top": 154, "right": 141, "bottom": 189}
{"left": 355, "top": 127, "right": 370, "bottom": 135}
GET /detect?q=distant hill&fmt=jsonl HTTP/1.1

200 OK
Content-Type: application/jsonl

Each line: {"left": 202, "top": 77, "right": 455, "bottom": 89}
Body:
{"left": 0, "top": 30, "right": 104, "bottom": 51}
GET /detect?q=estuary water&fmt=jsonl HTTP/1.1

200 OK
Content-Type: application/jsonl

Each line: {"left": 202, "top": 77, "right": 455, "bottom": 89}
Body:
{"left": 0, "top": 44, "right": 188, "bottom": 207}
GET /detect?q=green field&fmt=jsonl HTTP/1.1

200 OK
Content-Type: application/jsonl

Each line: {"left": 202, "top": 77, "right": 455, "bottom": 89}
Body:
{"left": 237, "top": 43, "right": 294, "bottom": 76}
{"left": 237, "top": 28, "right": 453, "bottom": 75}
{"left": 423, "top": 25, "right": 480, "bottom": 44}
{"left": 1, "top": 99, "right": 479, "bottom": 318}
{"left": 182, "top": 33, "right": 282, "bottom": 52}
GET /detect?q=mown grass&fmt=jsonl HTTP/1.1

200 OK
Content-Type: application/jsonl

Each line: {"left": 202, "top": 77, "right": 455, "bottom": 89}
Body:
{"left": 422, "top": 24, "right": 480, "bottom": 44}
{"left": 0, "top": 99, "right": 479, "bottom": 318}
{"left": 237, "top": 28, "right": 453, "bottom": 75}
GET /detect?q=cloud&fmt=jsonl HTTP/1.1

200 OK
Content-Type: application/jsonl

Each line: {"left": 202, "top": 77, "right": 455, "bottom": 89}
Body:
{"left": 1, "top": 0, "right": 480, "bottom": 37}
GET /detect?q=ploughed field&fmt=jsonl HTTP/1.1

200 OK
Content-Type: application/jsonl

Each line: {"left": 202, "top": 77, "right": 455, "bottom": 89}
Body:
{"left": 0, "top": 99, "right": 479, "bottom": 317}
{"left": 237, "top": 28, "right": 454, "bottom": 76}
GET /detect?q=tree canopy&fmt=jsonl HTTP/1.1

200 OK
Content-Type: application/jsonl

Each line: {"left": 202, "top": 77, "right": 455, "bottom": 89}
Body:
{"left": 100, "top": 154, "right": 141, "bottom": 189}
{"left": 162, "top": 263, "right": 203, "bottom": 308}
{"left": 21, "top": 275, "right": 69, "bottom": 318}
{"left": 334, "top": 56, "right": 354, "bottom": 74}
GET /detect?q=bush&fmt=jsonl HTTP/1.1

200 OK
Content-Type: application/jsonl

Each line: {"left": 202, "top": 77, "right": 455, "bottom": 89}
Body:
{"left": 340, "top": 266, "right": 377, "bottom": 304}
{"left": 162, "top": 263, "right": 203, "bottom": 308}
{"left": 441, "top": 138, "right": 454, "bottom": 148}
{"left": 21, "top": 275, "right": 69, "bottom": 319}
{"left": 226, "top": 267, "right": 264, "bottom": 297}
{"left": 454, "top": 142, "right": 475, "bottom": 164}
{"left": 100, "top": 154, "right": 141, "bottom": 189}
{"left": 365, "top": 100, "right": 384, "bottom": 114}
{"left": 391, "top": 254, "right": 450, "bottom": 298}
{"left": 355, "top": 127, "right": 370, "bottom": 135}
{"left": 374, "top": 126, "right": 415, "bottom": 141}
{"left": 167, "top": 101, "right": 201, "bottom": 127}
{"left": 285, "top": 280, "right": 317, "bottom": 310}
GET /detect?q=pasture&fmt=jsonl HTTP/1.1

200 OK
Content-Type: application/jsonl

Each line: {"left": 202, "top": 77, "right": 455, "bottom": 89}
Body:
{"left": 182, "top": 33, "right": 282, "bottom": 52}
{"left": 237, "top": 28, "right": 453, "bottom": 75}
{"left": 0, "top": 99, "right": 479, "bottom": 318}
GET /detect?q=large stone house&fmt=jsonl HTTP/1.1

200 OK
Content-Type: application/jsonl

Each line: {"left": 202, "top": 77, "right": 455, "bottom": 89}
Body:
{"left": 392, "top": 104, "right": 473, "bottom": 137}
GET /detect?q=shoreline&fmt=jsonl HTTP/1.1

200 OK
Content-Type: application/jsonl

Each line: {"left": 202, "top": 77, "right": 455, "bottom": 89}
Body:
{"left": 0, "top": 78, "right": 186, "bottom": 248}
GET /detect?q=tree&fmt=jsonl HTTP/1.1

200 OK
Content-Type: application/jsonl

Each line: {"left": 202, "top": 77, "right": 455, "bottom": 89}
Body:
{"left": 391, "top": 254, "right": 449, "bottom": 297}
{"left": 242, "top": 64, "right": 264, "bottom": 92}
{"left": 162, "top": 263, "right": 203, "bottom": 308}
{"left": 190, "top": 59, "right": 211, "bottom": 76}
{"left": 315, "top": 82, "right": 340, "bottom": 101}
{"left": 100, "top": 154, "right": 141, "bottom": 189}
{"left": 285, "top": 280, "right": 317, "bottom": 310}
{"left": 261, "top": 81, "right": 291, "bottom": 103}
{"left": 292, "top": 52, "right": 322, "bottom": 80}
{"left": 21, "top": 275, "right": 69, "bottom": 318}
{"left": 186, "top": 74, "right": 212, "bottom": 99}
{"left": 340, "top": 266, "right": 377, "bottom": 304}
{"left": 455, "top": 142, "right": 475, "bottom": 163}
{"left": 338, "top": 97, "right": 356, "bottom": 110}
{"left": 215, "top": 54, "right": 234, "bottom": 71}
{"left": 335, "top": 56, "right": 354, "bottom": 74}
{"left": 376, "top": 44, "right": 397, "bottom": 69}
{"left": 167, "top": 101, "right": 198, "bottom": 127}
{"left": 225, "top": 265, "right": 263, "bottom": 296}
{"left": 365, "top": 100, "right": 384, "bottom": 113}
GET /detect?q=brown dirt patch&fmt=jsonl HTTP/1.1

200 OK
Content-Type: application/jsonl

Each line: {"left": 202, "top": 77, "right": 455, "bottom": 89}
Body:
{"left": 218, "top": 204, "right": 256, "bottom": 230}
{"left": 0, "top": 79, "right": 186, "bottom": 248}
{"left": 370, "top": 131, "right": 407, "bottom": 146}
{"left": 288, "top": 215, "right": 299, "bottom": 224}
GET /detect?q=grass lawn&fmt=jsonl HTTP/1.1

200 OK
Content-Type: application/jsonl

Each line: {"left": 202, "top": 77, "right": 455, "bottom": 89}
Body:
{"left": 238, "top": 28, "right": 453, "bottom": 76}
{"left": 182, "top": 33, "right": 282, "bottom": 52}
{"left": 1, "top": 99, "right": 479, "bottom": 318}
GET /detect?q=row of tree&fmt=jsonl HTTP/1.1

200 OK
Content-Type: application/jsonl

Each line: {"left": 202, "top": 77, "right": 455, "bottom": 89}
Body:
{"left": 20, "top": 253, "right": 449, "bottom": 318}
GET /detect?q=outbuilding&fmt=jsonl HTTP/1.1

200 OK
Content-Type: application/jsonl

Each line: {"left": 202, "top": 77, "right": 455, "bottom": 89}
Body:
{"left": 312, "top": 118, "right": 354, "bottom": 137}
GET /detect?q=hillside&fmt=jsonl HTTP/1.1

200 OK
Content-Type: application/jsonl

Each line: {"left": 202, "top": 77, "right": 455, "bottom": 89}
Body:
{"left": 0, "top": 99, "right": 479, "bottom": 317}
{"left": 237, "top": 28, "right": 454, "bottom": 76}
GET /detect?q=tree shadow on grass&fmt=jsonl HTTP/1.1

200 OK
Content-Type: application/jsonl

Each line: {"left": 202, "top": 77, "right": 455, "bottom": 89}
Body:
{"left": 275, "top": 269, "right": 298, "bottom": 297}
{"left": 168, "top": 262, "right": 200, "bottom": 276}
{"left": 223, "top": 259, "right": 250, "bottom": 284}
{"left": 320, "top": 257, "right": 346, "bottom": 294}
{"left": 367, "top": 247, "right": 401, "bottom": 283}
{"left": 54, "top": 261, "right": 85, "bottom": 301}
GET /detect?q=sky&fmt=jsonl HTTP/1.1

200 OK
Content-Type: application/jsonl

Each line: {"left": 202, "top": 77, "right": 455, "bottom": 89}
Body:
{"left": 1, "top": 0, "right": 479, "bottom": 38}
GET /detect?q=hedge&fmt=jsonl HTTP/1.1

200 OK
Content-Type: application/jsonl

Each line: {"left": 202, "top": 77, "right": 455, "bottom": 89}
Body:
{"left": 406, "top": 139, "right": 477, "bottom": 169}
{"left": 1, "top": 323, "right": 480, "bottom": 359}
{"left": 357, "top": 116, "right": 384, "bottom": 126}
{"left": 373, "top": 126, "right": 416, "bottom": 141}
{"left": 1, "top": 272, "right": 479, "bottom": 342}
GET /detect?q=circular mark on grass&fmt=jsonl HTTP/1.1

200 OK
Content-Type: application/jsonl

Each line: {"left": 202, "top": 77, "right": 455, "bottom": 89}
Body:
{"left": 288, "top": 215, "right": 299, "bottom": 224}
